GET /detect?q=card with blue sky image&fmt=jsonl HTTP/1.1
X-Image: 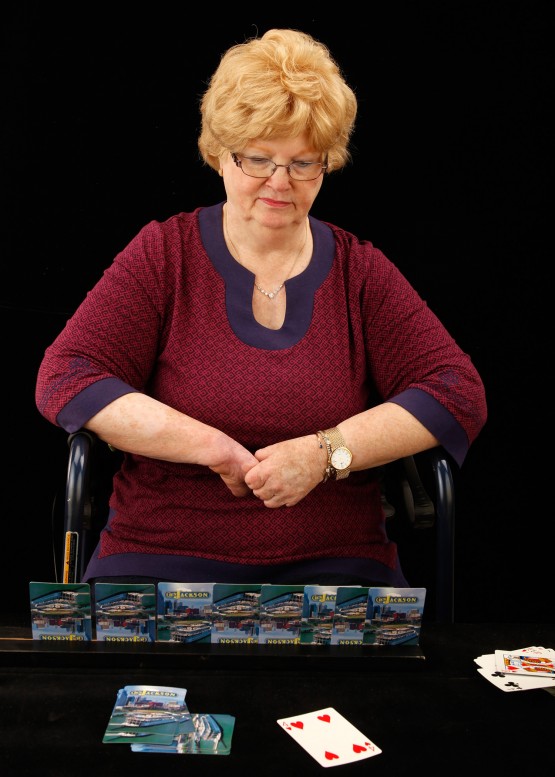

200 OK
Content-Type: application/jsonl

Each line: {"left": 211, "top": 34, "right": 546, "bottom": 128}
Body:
{"left": 157, "top": 582, "right": 214, "bottom": 643}
{"left": 210, "top": 583, "right": 262, "bottom": 644}
{"left": 94, "top": 583, "right": 156, "bottom": 642}
{"left": 330, "top": 586, "right": 369, "bottom": 645}
{"left": 103, "top": 684, "right": 193, "bottom": 746}
{"left": 300, "top": 584, "right": 338, "bottom": 645}
{"left": 131, "top": 712, "right": 236, "bottom": 754}
{"left": 364, "top": 587, "right": 426, "bottom": 646}
{"left": 258, "top": 584, "right": 305, "bottom": 645}
{"left": 29, "top": 581, "right": 92, "bottom": 641}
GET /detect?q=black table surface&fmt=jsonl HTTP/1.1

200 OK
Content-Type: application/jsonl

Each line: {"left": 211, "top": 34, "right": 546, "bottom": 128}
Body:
{"left": 1, "top": 619, "right": 554, "bottom": 776}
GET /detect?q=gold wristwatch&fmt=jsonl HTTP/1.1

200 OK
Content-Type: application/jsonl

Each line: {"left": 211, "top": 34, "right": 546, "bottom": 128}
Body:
{"left": 319, "top": 427, "right": 353, "bottom": 480}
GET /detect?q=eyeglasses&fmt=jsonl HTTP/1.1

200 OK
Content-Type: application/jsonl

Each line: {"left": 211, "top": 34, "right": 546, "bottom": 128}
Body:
{"left": 231, "top": 152, "right": 327, "bottom": 181}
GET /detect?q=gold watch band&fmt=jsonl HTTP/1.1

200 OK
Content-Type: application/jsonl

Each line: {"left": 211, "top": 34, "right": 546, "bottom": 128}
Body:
{"left": 322, "top": 427, "right": 346, "bottom": 451}
{"left": 320, "top": 427, "right": 352, "bottom": 480}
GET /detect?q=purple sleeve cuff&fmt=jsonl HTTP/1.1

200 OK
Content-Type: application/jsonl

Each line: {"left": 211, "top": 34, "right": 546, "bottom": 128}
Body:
{"left": 56, "top": 378, "right": 139, "bottom": 433}
{"left": 388, "top": 388, "right": 469, "bottom": 467}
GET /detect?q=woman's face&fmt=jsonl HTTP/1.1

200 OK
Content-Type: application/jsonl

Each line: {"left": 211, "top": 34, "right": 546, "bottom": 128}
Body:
{"left": 220, "top": 134, "right": 325, "bottom": 230}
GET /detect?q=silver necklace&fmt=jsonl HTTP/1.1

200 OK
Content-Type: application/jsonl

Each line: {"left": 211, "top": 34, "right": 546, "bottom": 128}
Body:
{"left": 254, "top": 280, "right": 286, "bottom": 300}
{"left": 224, "top": 209, "right": 308, "bottom": 300}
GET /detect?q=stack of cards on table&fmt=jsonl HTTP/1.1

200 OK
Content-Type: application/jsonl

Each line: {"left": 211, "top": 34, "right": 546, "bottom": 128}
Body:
{"left": 277, "top": 707, "right": 381, "bottom": 767}
{"left": 102, "top": 684, "right": 235, "bottom": 755}
{"left": 475, "top": 645, "right": 555, "bottom": 692}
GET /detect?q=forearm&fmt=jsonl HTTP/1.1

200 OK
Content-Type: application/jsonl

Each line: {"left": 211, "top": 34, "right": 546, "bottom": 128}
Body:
{"left": 84, "top": 392, "right": 237, "bottom": 468}
{"left": 245, "top": 402, "right": 439, "bottom": 508}
{"left": 336, "top": 402, "right": 439, "bottom": 471}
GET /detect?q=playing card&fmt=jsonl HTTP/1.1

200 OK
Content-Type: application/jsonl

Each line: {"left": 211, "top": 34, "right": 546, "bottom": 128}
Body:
{"left": 29, "top": 581, "right": 92, "bottom": 641}
{"left": 517, "top": 645, "right": 555, "bottom": 656}
{"left": 95, "top": 583, "right": 156, "bottom": 642}
{"left": 475, "top": 653, "right": 555, "bottom": 692}
{"left": 103, "top": 684, "right": 192, "bottom": 744}
{"left": 277, "top": 707, "right": 381, "bottom": 767}
{"left": 259, "top": 584, "right": 304, "bottom": 645}
{"left": 330, "top": 587, "right": 368, "bottom": 645}
{"left": 494, "top": 649, "right": 555, "bottom": 677}
{"left": 130, "top": 712, "right": 235, "bottom": 754}
{"left": 300, "top": 584, "right": 337, "bottom": 645}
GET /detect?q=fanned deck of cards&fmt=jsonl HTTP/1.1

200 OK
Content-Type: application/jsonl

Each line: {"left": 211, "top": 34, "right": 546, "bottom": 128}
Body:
{"left": 102, "top": 684, "right": 235, "bottom": 755}
{"left": 277, "top": 707, "right": 381, "bottom": 767}
{"left": 474, "top": 645, "right": 555, "bottom": 692}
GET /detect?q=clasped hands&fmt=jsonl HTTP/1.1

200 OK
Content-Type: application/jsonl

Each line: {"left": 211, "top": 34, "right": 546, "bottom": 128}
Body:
{"left": 211, "top": 433, "right": 327, "bottom": 508}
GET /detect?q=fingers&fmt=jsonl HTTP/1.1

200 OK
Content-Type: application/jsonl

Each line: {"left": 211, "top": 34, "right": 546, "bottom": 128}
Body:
{"left": 252, "top": 486, "right": 277, "bottom": 503}
{"left": 263, "top": 495, "right": 292, "bottom": 508}
{"left": 252, "top": 487, "right": 292, "bottom": 508}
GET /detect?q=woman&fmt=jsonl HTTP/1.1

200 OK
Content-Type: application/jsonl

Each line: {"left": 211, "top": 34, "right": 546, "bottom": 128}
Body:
{"left": 35, "top": 29, "right": 487, "bottom": 588}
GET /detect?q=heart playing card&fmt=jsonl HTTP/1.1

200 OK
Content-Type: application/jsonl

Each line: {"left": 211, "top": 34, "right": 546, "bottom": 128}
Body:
{"left": 277, "top": 707, "right": 381, "bottom": 767}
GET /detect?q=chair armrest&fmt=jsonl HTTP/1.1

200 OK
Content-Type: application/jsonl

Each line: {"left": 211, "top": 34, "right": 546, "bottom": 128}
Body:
{"left": 63, "top": 430, "right": 96, "bottom": 582}
{"left": 428, "top": 449, "right": 455, "bottom": 623}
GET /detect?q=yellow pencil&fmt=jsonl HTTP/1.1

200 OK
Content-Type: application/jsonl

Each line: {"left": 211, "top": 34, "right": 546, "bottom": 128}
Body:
{"left": 63, "top": 531, "right": 79, "bottom": 583}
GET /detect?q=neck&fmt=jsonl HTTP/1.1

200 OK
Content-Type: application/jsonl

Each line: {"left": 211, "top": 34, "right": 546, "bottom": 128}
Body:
{"left": 223, "top": 207, "right": 309, "bottom": 300}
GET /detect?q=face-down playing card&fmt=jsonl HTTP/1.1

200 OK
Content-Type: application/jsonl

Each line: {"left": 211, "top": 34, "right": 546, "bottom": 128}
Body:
{"left": 277, "top": 707, "right": 381, "bottom": 767}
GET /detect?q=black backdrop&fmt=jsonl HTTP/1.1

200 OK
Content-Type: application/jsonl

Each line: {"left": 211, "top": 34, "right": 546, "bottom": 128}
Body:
{"left": 2, "top": 4, "right": 550, "bottom": 622}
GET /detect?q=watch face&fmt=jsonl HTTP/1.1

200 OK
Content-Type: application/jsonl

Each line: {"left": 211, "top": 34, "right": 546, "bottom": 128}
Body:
{"left": 330, "top": 446, "right": 352, "bottom": 471}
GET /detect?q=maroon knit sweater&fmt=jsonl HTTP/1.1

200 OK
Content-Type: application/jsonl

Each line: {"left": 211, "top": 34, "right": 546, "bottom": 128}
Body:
{"left": 36, "top": 204, "right": 486, "bottom": 574}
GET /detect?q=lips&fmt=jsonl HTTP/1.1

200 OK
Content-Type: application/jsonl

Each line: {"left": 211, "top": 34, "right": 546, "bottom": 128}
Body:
{"left": 259, "top": 197, "right": 291, "bottom": 207}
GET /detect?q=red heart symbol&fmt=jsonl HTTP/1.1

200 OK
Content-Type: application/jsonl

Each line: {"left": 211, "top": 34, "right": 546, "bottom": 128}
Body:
{"left": 291, "top": 721, "right": 304, "bottom": 729}
{"left": 318, "top": 714, "right": 331, "bottom": 722}
{"left": 353, "top": 744, "right": 367, "bottom": 753}
{"left": 325, "top": 752, "right": 339, "bottom": 761}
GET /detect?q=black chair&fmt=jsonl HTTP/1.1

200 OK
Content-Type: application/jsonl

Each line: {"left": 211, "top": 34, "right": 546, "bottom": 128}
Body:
{"left": 61, "top": 430, "right": 455, "bottom": 622}
{"left": 380, "top": 450, "right": 455, "bottom": 623}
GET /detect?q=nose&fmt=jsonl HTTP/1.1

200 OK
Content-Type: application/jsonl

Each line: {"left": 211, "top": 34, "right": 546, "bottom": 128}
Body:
{"left": 268, "top": 164, "right": 291, "bottom": 189}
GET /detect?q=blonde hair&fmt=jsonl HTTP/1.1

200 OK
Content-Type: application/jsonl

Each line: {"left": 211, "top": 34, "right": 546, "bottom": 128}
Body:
{"left": 198, "top": 28, "right": 357, "bottom": 173}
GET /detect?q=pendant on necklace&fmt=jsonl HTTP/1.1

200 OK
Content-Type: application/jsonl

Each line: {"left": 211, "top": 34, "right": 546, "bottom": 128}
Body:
{"left": 254, "top": 281, "right": 285, "bottom": 299}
